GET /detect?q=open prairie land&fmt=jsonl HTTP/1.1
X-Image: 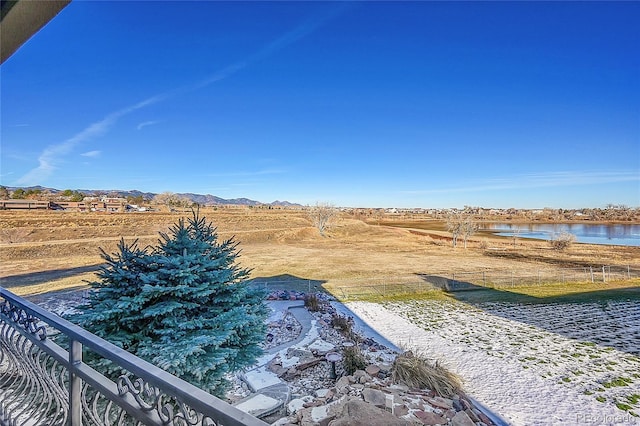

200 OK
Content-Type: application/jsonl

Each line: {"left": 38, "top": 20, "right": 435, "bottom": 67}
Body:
{"left": 1, "top": 208, "right": 639, "bottom": 297}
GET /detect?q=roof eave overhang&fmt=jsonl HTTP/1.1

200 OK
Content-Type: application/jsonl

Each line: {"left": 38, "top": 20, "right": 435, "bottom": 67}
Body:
{"left": 1, "top": 0, "right": 71, "bottom": 65}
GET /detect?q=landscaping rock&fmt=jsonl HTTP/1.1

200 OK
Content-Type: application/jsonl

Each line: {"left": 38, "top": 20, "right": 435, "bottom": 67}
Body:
{"left": 335, "top": 376, "right": 351, "bottom": 393}
{"left": 288, "top": 396, "right": 314, "bottom": 415}
{"left": 365, "top": 364, "right": 381, "bottom": 377}
{"left": 362, "top": 388, "right": 386, "bottom": 407}
{"left": 451, "top": 410, "right": 476, "bottom": 426}
{"left": 328, "top": 398, "right": 411, "bottom": 426}
{"left": 228, "top": 299, "right": 496, "bottom": 425}
{"left": 428, "top": 396, "right": 454, "bottom": 410}
{"left": 413, "top": 410, "right": 448, "bottom": 425}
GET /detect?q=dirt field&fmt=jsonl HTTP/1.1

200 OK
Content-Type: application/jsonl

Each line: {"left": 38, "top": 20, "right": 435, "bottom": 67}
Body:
{"left": 1, "top": 208, "right": 639, "bottom": 298}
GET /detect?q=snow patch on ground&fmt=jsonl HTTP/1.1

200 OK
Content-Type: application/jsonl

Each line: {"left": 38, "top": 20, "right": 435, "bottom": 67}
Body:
{"left": 345, "top": 300, "right": 640, "bottom": 426}
{"left": 242, "top": 366, "right": 282, "bottom": 392}
{"left": 234, "top": 394, "right": 280, "bottom": 415}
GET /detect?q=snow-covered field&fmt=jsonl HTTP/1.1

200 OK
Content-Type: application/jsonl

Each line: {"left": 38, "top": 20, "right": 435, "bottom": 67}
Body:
{"left": 346, "top": 300, "right": 640, "bottom": 426}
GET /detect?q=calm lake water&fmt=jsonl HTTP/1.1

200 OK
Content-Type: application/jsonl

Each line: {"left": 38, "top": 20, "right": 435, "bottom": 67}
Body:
{"left": 484, "top": 223, "right": 640, "bottom": 247}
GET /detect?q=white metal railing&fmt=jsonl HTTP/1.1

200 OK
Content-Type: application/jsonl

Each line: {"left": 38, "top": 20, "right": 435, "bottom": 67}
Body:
{"left": 0, "top": 287, "right": 268, "bottom": 426}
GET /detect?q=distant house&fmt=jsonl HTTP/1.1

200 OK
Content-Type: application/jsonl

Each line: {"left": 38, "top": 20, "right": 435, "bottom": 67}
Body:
{"left": 0, "top": 200, "right": 50, "bottom": 210}
{"left": 51, "top": 201, "right": 82, "bottom": 211}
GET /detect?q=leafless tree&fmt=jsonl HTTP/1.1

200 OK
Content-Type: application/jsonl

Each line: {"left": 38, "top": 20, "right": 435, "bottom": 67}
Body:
{"left": 446, "top": 215, "right": 462, "bottom": 248}
{"left": 511, "top": 225, "right": 522, "bottom": 248}
{"left": 460, "top": 217, "right": 478, "bottom": 249}
{"left": 153, "top": 191, "right": 178, "bottom": 206}
{"left": 308, "top": 202, "right": 337, "bottom": 236}
{"left": 447, "top": 214, "right": 478, "bottom": 249}
{"left": 153, "top": 192, "right": 191, "bottom": 210}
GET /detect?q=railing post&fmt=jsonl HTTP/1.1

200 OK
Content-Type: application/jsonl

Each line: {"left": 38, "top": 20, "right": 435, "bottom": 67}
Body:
{"left": 69, "top": 339, "right": 83, "bottom": 426}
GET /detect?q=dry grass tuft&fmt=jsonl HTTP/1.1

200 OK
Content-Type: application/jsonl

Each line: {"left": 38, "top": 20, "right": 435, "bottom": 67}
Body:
{"left": 392, "top": 350, "right": 462, "bottom": 397}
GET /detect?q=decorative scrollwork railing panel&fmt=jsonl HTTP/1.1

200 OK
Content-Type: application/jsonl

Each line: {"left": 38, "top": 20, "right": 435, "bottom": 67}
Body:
{"left": 0, "top": 322, "right": 68, "bottom": 425}
{"left": 0, "top": 287, "right": 267, "bottom": 426}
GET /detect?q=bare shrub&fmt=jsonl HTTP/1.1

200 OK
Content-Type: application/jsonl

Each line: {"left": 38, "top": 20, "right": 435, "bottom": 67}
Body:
{"left": 331, "top": 315, "right": 353, "bottom": 335}
{"left": 392, "top": 350, "right": 462, "bottom": 397}
{"left": 0, "top": 228, "right": 33, "bottom": 244}
{"left": 304, "top": 293, "right": 321, "bottom": 312}
{"left": 549, "top": 231, "right": 576, "bottom": 251}
{"left": 342, "top": 345, "right": 367, "bottom": 375}
{"left": 431, "top": 238, "right": 446, "bottom": 247}
{"left": 479, "top": 239, "right": 489, "bottom": 250}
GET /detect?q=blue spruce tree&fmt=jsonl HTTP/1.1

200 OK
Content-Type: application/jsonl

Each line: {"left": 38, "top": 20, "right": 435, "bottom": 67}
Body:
{"left": 72, "top": 210, "right": 268, "bottom": 396}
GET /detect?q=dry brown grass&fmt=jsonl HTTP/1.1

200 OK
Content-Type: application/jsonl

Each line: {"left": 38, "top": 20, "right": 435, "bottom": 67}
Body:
{"left": 392, "top": 350, "right": 462, "bottom": 397}
{"left": 1, "top": 209, "right": 638, "bottom": 298}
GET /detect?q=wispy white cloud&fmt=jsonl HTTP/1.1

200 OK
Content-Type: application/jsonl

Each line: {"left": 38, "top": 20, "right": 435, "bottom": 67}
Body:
{"left": 16, "top": 95, "right": 165, "bottom": 186}
{"left": 401, "top": 171, "right": 640, "bottom": 195}
{"left": 16, "top": 7, "right": 347, "bottom": 186}
{"left": 80, "top": 150, "right": 101, "bottom": 158}
{"left": 136, "top": 120, "right": 159, "bottom": 130}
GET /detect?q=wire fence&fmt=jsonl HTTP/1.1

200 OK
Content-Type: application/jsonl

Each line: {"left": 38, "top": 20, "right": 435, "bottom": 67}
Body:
{"left": 248, "top": 266, "right": 640, "bottom": 301}
{"left": 445, "top": 264, "right": 640, "bottom": 291}
{"left": 328, "top": 276, "right": 441, "bottom": 300}
{"left": 248, "top": 279, "right": 326, "bottom": 295}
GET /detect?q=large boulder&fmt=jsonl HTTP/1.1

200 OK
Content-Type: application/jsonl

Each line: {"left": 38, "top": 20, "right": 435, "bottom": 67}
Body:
{"left": 361, "top": 388, "right": 387, "bottom": 408}
{"left": 328, "top": 398, "right": 411, "bottom": 426}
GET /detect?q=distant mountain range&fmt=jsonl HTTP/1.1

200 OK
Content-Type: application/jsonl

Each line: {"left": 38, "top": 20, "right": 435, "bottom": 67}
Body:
{"left": 173, "top": 192, "right": 301, "bottom": 207}
{"left": 5, "top": 186, "right": 302, "bottom": 207}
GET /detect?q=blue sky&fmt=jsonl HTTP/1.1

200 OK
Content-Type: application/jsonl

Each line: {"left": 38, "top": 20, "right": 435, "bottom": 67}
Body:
{"left": 1, "top": 1, "right": 638, "bottom": 208}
